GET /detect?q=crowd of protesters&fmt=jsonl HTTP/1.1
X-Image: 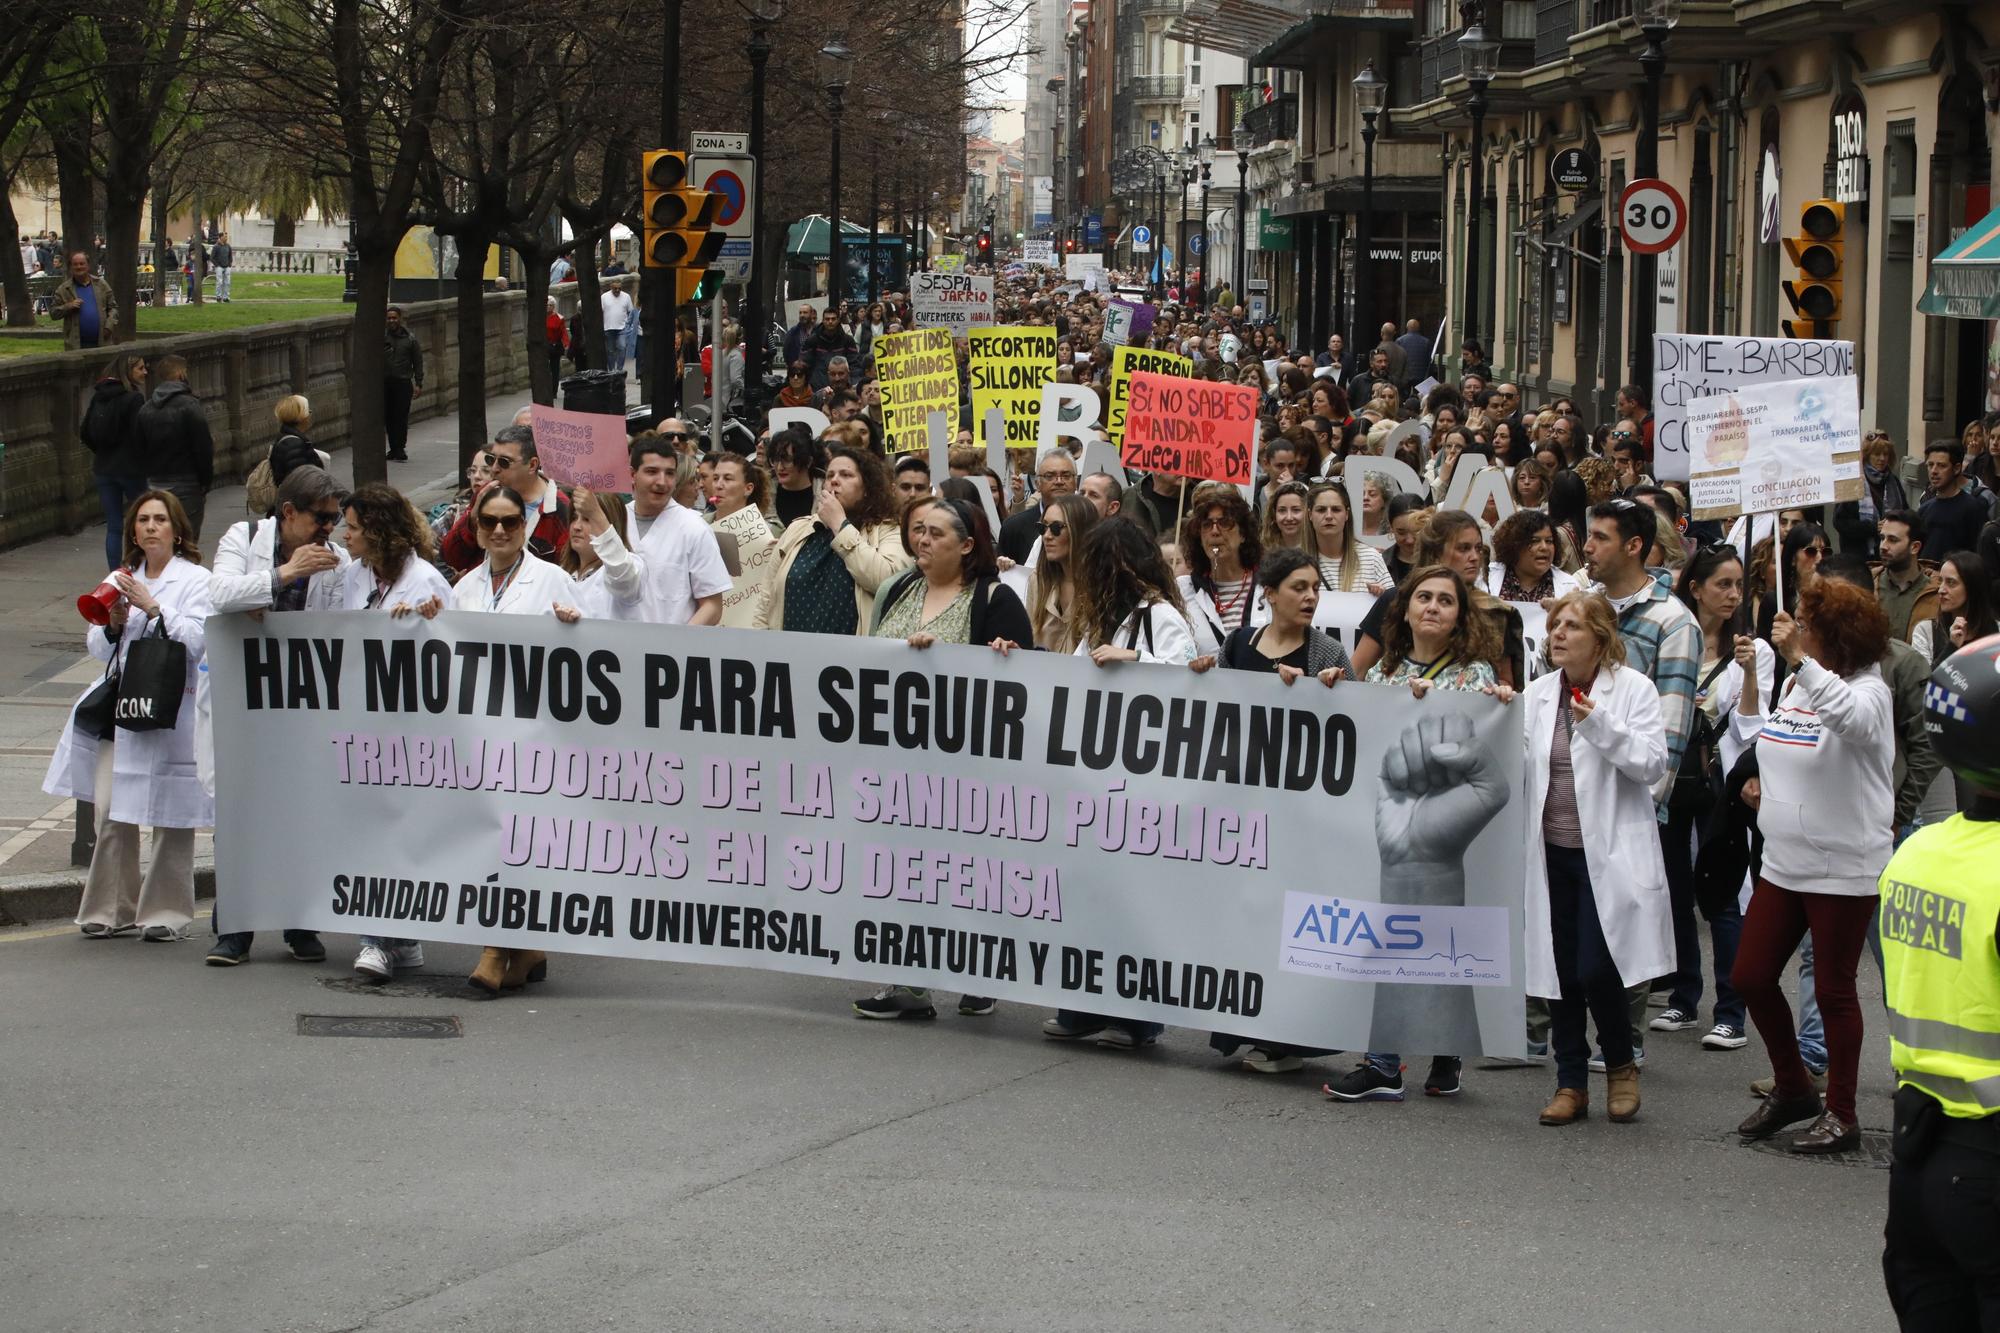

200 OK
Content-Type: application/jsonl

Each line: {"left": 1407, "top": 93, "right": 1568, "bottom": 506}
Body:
{"left": 46, "top": 262, "right": 2000, "bottom": 1161}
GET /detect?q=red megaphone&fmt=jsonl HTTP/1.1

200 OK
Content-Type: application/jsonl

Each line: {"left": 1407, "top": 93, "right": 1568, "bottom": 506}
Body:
{"left": 78, "top": 571, "right": 126, "bottom": 626}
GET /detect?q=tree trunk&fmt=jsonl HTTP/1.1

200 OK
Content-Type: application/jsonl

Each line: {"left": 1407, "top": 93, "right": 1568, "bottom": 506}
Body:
{"left": 149, "top": 169, "right": 170, "bottom": 309}
{"left": 0, "top": 188, "right": 34, "bottom": 327}
{"left": 52, "top": 112, "right": 94, "bottom": 255}
{"left": 520, "top": 244, "right": 556, "bottom": 405}
{"left": 103, "top": 176, "right": 147, "bottom": 340}
{"left": 272, "top": 211, "right": 296, "bottom": 247}
{"left": 453, "top": 228, "right": 492, "bottom": 479}
{"left": 347, "top": 244, "right": 395, "bottom": 487}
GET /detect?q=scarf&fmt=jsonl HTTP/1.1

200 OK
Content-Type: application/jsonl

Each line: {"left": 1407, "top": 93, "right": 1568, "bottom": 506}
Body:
{"left": 1858, "top": 464, "right": 1905, "bottom": 525}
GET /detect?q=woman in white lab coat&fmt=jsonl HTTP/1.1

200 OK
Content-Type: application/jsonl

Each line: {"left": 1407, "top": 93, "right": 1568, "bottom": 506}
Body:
{"left": 439, "top": 484, "right": 566, "bottom": 992}
{"left": 446, "top": 485, "right": 573, "bottom": 618}
{"left": 1518, "top": 591, "right": 1672, "bottom": 1128}
{"left": 557, "top": 485, "right": 645, "bottom": 622}
{"left": 45, "top": 490, "right": 213, "bottom": 940}
{"left": 339, "top": 483, "right": 451, "bottom": 982}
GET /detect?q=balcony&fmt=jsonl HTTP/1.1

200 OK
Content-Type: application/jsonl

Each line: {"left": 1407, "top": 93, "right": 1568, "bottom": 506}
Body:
{"left": 1240, "top": 93, "right": 1297, "bottom": 149}
{"left": 1533, "top": 0, "right": 1573, "bottom": 65}
{"left": 1128, "top": 74, "right": 1185, "bottom": 102}
{"left": 1415, "top": 28, "right": 1537, "bottom": 102}
{"left": 1122, "top": 0, "right": 1184, "bottom": 16}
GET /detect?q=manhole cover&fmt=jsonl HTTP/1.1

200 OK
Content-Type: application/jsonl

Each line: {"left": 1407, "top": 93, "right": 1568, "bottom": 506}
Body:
{"left": 1743, "top": 1128, "right": 1893, "bottom": 1168}
{"left": 297, "top": 1014, "right": 463, "bottom": 1038}
{"left": 320, "top": 971, "right": 477, "bottom": 999}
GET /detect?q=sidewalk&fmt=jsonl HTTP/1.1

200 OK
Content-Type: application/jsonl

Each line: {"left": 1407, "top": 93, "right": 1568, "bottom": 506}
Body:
{"left": 0, "top": 384, "right": 543, "bottom": 924}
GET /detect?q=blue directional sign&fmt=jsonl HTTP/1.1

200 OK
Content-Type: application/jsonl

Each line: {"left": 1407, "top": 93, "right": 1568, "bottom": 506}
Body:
{"left": 1132, "top": 224, "right": 1152, "bottom": 253}
{"left": 1190, "top": 233, "right": 1206, "bottom": 256}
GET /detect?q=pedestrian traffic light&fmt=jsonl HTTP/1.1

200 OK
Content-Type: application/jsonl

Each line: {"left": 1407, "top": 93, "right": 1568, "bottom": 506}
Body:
{"left": 1781, "top": 199, "right": 1844, "bottom": 338}
{"left": 976, "top": 229, "right": 992, "bottom": 258}
{"left": 641, "top": 149, "right": 726, "bottom": 304}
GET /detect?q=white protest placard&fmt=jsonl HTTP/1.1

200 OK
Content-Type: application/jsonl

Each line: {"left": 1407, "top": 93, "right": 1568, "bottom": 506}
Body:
{"left": 209, "top": 616, "right": 1527, "bottom": 1054}
{"left": 1652, "top": 333, "right": 1853, "bottom": 482}
{"left": 1024, "top": 239, "right": 1056, "bottom": 268}
{"left": 1684, "top": 375, "right": 1855, "bottom": 521}
{"left": 1064, "top": 252, "right": 1104, "bottom": 279}
{"left": 912, "top": 271, "right": 994, "bottom": 336}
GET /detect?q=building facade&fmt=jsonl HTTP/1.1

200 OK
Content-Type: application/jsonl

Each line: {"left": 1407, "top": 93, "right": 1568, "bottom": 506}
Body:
{"left": 1397, "top": 0, "right": 2000, "bottom": 446}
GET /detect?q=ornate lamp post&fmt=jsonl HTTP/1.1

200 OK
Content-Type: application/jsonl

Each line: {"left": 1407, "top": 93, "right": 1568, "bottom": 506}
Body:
{"left": 1352, "top": 59, "right": 1387, "bottom": 358}
{"left": 818, "top": 36, "right": 853, "bottom": 307}
{"left": 1458, "top": 16, "right": 1501, "bottom": 355}
{"left": 742, "top": 0, "right": 783, "bottom": 410}
{"left": 1196, "top": 135, "right": 1215, "bottom": 307}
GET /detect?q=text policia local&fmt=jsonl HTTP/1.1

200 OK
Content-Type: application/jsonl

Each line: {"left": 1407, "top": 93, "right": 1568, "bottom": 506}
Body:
{"left": 245, "top": 636, "right": 1360, "bottom": 799}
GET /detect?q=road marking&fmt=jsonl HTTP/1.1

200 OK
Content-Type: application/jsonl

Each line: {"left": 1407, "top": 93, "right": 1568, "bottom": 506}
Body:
{"left": 0, "top": 907, "right": 213, "bottom": 944}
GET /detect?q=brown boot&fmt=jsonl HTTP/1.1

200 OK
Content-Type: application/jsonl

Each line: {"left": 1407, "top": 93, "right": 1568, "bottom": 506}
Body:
{"left": 468, "top": 947, "right": 511, "bottom": 994}
{"left": 1606, "top": 1062, "right": 1641, "bottom": 1122}
{"left": 1539, "top": 1087, "right": 1589, "bottom": 1126}
{"left": 501, "top": 949, "right": 548, "bottom": 989}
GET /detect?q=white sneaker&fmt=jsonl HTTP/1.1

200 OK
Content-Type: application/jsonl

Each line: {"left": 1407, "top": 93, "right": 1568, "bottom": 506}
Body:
{"left": 141, "top": 924, "right": 184, "bottom": 942}
{"left": 1702, "top": 1024, "right": 1748, "bottom": 1050}
{"left": 354, "top": 945, "right": 393, "bottom": 981}
{"left": 388, "top": 942, "right": 425, "bottom": 970}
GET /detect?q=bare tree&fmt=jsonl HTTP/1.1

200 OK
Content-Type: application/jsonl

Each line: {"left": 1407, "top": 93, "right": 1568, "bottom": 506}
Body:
{"left": 216, "top": 0, "right": 475, "bottom": 485}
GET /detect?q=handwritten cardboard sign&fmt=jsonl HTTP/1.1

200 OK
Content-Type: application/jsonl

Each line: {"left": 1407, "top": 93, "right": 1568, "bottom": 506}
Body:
{"left": 876, "top": 327, "right": 959, "bottom": 453}
{"left": 968, "top": 326, "right": 1057, "bottom": 447}
{"left": 528, "top": 404, "right": 631, "bottom": 491}
{"left": 1120, "top": 371, "right": 1257, "bottom": 485}
{"left": 1105, "top": 345, "right": 1193, "bottom": 446}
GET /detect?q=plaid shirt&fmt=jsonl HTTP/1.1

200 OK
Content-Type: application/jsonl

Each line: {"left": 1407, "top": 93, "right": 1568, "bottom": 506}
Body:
{"left": 1611, "top": 580, "right": 1704, "bottom": 822}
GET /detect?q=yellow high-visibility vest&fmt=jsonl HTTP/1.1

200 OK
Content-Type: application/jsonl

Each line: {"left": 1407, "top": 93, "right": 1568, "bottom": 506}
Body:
{"left": 1879, "top": 816, "right": 2000, "bottom": 1120}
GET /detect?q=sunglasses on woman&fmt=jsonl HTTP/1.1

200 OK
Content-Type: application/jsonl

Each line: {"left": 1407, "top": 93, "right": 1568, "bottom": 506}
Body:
{"left": 477, "top": 512, "right": 525, "bottom": 532}
{"left": 1038, "top": 520, "right": 1067, "bottom": 537}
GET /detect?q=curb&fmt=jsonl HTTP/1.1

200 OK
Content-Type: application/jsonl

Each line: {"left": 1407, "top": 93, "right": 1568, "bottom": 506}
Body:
{"left": 0, "top": 858, "right": 215, "bottom": 927}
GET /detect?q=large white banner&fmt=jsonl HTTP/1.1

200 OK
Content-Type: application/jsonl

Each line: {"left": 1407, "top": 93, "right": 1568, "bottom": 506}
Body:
{"left": 209, "top": 615, "right": 1526, "bottom": 1054}
{"left": 1685, "top": 375, "right": 1853, "bottom": 521}
{"left": 912, "top": 272, "right": 995, "bottom": 336}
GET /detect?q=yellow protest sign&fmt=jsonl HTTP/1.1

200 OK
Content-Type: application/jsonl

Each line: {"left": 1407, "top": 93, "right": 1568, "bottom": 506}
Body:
{"left": 968, "top": 326, "right": 1058, "bottom": 447}
{"left": 1106, "top": 345, "right": 1193, "bottom": 446}
{"left": 875, "top": 327, "right": 959, "bottom": 453}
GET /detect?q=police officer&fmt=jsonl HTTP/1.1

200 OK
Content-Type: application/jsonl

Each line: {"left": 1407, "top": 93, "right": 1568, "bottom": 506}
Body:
{"left": 1880, "top": 632, "right": 2000, "bottom": 1328}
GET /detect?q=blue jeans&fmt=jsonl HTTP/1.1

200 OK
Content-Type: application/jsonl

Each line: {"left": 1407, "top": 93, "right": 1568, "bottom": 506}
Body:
{"left": 1663, "top": 804, "right": 1746, "bottom": 1027}
{"left": 603, "top": 330, "right": 627, "bottom": 373}
{"left": 96, "top": 475, "right": 148, "bottom": 569}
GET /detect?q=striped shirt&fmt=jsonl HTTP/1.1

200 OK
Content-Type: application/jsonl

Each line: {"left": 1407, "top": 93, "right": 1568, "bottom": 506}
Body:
{"left": 1610, "top": 579, "right": 1704, "bottom": 822}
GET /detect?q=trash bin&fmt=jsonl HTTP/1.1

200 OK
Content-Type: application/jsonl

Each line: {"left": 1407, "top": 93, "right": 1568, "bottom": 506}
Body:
{"left": 560, "top": 370, "right": 627, "bottom": 416}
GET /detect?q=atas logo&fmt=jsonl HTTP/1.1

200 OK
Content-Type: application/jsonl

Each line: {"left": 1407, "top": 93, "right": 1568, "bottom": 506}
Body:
{"left": 1290, "top": 898, "right": 1423, "bottom": 952}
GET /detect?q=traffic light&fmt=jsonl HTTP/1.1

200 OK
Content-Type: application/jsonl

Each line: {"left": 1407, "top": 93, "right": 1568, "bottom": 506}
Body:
{"left": 641, "top": 149, "right": 725, "bottom": 303}
{"left": 976, "top": 228, "right": 992, "bottom": 258}
{"left": 1781, "top": 199, "right": 1844, "bottom": 338}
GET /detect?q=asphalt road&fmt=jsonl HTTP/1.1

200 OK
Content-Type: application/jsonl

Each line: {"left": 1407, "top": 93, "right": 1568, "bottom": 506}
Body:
{"left": 1, "top": 915, "right": 1895, "bottom": 1333}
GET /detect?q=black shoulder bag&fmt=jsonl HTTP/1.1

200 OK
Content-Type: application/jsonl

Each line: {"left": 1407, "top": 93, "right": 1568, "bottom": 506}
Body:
{"left": 1666, "top": 658, "right": 1733, "bottom": 819}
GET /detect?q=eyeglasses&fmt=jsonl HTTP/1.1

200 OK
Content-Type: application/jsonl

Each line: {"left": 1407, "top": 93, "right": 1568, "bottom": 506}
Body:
{"left": 659, "top": 431, "right": 691, "bottom": 442}
{"left": 1610, "top": 431, "right": 1637, "bottom": 441}
{"left": 487, "top": 453, "right": 519, "bottom": 470}
{"left": 1037, "top": 471, "right": 1075, "bottom": 483}
{"left": 477, "top": 513, "right": 525, "bottom": 532}
{"left": 1803, "top": 545, "right": 1829, "bottom": 557}
{"left": 1039, "top": 520, "right": 1067, "bottom": 537}
{"left": 1199, "top": 515, "right": 1237, "bottom": 530}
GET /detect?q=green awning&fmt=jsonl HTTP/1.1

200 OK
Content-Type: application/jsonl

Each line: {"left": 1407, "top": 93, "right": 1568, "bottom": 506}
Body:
{"left": 785, "top": 215, "right": 873, "bottom": 259}
{"left": 1919, "top": 206, "right": 2000, "bottom": 319}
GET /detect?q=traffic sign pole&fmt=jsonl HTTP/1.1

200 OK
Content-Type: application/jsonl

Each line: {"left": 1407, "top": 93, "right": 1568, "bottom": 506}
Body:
{"left": 1620, "top": 176, "right": 1686, "bottom": 404}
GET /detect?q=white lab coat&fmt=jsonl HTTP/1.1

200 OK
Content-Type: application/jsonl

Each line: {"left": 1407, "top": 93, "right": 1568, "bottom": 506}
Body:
{"left": 342, "top": 555, "right": 451, "bottom": 612}
{"left": 1179, "top": 575, "right": 1272, "bottom": 658}
{"left": 568, "top": 527, "right": 646, "bottom": 621}
{"left": 1483, "top": 560, "right": 1581, "bottom": 602}
{"left": 1074, "top": 599, "right": 1200, "bottom": 666}
{"left": 210, "top": 516, "right": 349, "bottom": 612}
{"left": 450, "top": 551, "right": 573, "bottom": 616}
{"left": 45, "top": 556, "right": 215, "bottom": 829}
{"left": 1520, "top": 662, "right": 1674, "bottom": 999}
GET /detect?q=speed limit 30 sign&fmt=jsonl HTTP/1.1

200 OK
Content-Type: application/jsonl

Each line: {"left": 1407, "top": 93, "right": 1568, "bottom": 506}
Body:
{"left": 1618, "top": 178, "right": 1687, "bottom": 254}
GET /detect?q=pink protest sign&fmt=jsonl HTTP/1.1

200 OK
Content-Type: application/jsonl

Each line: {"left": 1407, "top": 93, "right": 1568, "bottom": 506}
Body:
{"left": 528, "top": 405, "right": 631, "bottom": 491}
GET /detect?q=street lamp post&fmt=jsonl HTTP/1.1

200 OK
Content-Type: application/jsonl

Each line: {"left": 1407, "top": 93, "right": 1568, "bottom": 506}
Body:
{"left": 1458, "top": 17, "right": 1500, "bottom": 359}
{"left": 1154, "top": 165, "right": 1166, "bottom": 296}
{"left": 742, "top": 0, "right": 782, "bottom": 415}
{"left": 1234, "top": 150, "right": 1248, "bottom": 311}
{"left": 1631, "top": 0, "right": 1680, "bottom": 391}
{"left": 1352, "top": 60, "right": 1387, "bottom": 360}
{"left": 819, "top": 37, "right": 853, "bottom": 311}
{"left": 1196, "top": 136, "right": 1214, "bottom": 307}
{"left": 1178, "top": 146, "right": 1195, "bottom": 298}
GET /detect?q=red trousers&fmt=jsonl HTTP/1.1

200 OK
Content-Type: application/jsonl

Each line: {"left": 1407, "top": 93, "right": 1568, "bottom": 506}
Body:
{"left": 1731, "top": 877, "right": 1875, "bottom": 1123}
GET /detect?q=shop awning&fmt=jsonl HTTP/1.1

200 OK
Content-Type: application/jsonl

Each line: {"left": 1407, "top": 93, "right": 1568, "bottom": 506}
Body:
{"left": 785, "top": 215, "right": 873, "bottom": 259}
{"left": 1919, "top": 206, "right": 2000, "bottom": 319}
